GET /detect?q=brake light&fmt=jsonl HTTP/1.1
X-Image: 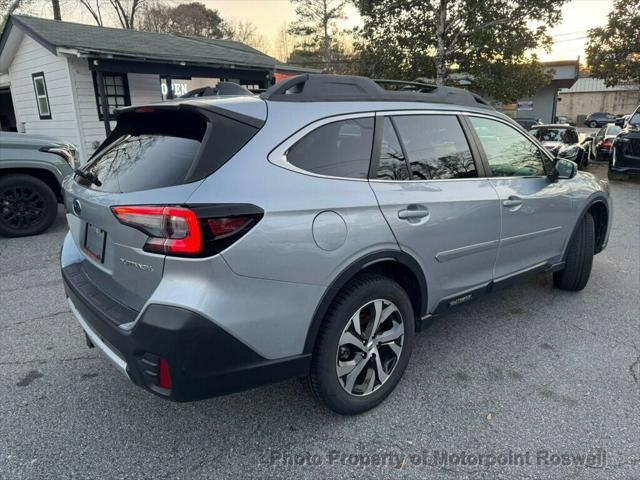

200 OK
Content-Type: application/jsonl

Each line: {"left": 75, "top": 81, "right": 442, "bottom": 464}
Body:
{"left": 111, "top": 204, "right": 263, "bottom": 257}
{"left": 111, "top": 206, "right": 202, "bottom": 255}
{"left": 601, "top": 138, "right": 613, "bottom": 149}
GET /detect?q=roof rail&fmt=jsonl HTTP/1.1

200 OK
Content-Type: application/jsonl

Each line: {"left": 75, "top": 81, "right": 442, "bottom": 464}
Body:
{"left": 374, "top": 79, "right": 437, "bottom": 92}
{"left": 261, "top": 74, "right": 492, "bottom": 110}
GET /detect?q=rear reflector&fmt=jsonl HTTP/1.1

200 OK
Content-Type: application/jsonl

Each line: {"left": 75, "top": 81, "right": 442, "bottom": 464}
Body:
{"left": 208, "top": 217, "right": 254, "bottom": 239}
{"left": 158, "top": 358, "right": 172, "bottom": 389}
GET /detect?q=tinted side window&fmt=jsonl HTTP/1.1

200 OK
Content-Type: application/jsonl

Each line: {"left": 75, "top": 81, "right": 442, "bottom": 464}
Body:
{"left": 393, "top": 115, "right": 477, "bottom": 180}
{"left": 470, "top": 117, "right": 546, "bottom": 177}
{"left": 375, "top": 117, "right": 410, "bottom": 180}
{"left": 566, "top": 129, "right": 578, "bottom": 144}
{"left": 286, "top": 118, "right": 374, "bottom": 179}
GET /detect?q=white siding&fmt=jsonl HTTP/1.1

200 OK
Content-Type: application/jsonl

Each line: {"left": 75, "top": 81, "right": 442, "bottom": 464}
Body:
{"left": 67, "top": 57, "right": 162, "bottom": 159}
{"left": 8, "top": 36, "right": 80, "bottom": 148}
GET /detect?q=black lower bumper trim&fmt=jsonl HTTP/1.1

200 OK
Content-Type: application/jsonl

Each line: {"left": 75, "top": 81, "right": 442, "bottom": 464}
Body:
{"left": 62, "top": 263, "right": 311, "bottom": 402}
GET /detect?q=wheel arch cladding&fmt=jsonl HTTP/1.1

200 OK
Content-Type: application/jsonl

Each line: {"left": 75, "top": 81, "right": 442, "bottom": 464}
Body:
{"left": 587, "top": 201, "right": 608, "bottom": 254}
{"left": 303, "top": 250, "right": 427, "bottom": 354}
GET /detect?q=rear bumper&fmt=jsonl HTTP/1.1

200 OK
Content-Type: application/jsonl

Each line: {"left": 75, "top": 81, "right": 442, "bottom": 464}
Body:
{"left": 62, "top": 263, "right": 311, "bottom": 402}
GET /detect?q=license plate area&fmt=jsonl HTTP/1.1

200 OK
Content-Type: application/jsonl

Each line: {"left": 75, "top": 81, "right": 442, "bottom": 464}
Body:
{"left": 84, "top": 223, "right": 106, "bottom": 262}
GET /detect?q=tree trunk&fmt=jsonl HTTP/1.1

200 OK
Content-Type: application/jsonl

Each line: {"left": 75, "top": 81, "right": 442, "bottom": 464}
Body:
{"left": 52, "top": 0, "right": 61, "bottom": 20}
{"left": 323, "top": 0, "right": 331, "bottom": 72}
{"left": 435, "top": 0, "right": 447, "bottom": 85}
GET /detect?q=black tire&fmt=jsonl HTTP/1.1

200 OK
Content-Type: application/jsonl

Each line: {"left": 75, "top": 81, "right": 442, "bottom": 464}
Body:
{"left": 589, "top": 121, "right": 598, "bottom": 128}
{"left": 309, "top": 274, "right": 415, "bottom": 415}
{"left": 553, "top": 213, "right": 595, "bottom": 291}
{"left": 0, "top": 174, "right": 58, "bottom": 237}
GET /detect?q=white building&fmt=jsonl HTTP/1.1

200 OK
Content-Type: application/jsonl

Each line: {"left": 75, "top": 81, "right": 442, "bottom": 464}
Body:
{"left": 0, "top": 15, "right": 303, "bottom": 162}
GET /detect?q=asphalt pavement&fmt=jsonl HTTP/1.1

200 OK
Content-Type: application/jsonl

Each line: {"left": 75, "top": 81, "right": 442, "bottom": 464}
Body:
{"left": 0, "top": 164, "right": 638, "bottom": 479}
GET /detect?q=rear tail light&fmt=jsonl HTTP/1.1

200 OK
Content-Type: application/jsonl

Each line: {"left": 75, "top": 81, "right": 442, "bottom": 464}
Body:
{"left": 601, "top": 138, "right": 613, "bottom": 149}
{"left": 111, "top": 204, "right": 262, "bottom": 257}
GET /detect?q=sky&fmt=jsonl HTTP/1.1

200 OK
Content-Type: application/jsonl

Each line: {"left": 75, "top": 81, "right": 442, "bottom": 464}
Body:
{"left": 30, "top": 0, "right": 615, "bottom": 62}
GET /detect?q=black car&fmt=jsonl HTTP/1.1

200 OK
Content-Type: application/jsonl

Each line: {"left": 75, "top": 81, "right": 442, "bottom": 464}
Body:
{"left": 609, "top": 105, "right": 640, "bottom": 180}
{"left": 584, "top": 112, "right": 617, "bottom": 128}
{"left": 515, "top": 117, "right": 541, "bottom": 130}
{"left": 528, "top": 124, "right": 588, "bottom": 169}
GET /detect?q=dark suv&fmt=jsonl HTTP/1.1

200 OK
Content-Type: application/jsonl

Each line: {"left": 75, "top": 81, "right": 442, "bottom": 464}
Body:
{"left": 584, "top": 112, "right": 617, "bottom": 128}
{"left": 609, "top": 105, "right": 640, "bottom": 180}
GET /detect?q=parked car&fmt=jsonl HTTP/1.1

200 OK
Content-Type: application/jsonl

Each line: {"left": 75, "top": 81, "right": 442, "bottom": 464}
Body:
{"left": 515, "top": 117, "right": 542, "bottom": 130}
{"left": 528, "top": 124, "right": 588, "bottom": 169}
{"left": 0, "top": 132, "right": 76, "bottom": 237}
{"left": 615, "top": 114, "right": 630, "bottom": 127}
{"left": 60, "top": 74, "right": 612, "bottom": 415}
{"left": 554, "top": 115, "right": 574, "bottom": 126}
{"left": 590, "top": 123, "right": 622, "bottom": 161}
{"left": 609, "top": 105, "right": 640, "bottom": 180}
{"left": 583, "top": 112, "right": 617, "bottom": 128}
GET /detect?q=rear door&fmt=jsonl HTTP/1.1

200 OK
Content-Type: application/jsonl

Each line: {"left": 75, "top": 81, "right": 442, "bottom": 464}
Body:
{"left": 466, "top": 115, "right": 574, "bottom": 280}
{"left": 63, "top": 106, "right": 260, "bottom": 311}
{"left": 369, "top": 112, "right": 501, "bottom": 313}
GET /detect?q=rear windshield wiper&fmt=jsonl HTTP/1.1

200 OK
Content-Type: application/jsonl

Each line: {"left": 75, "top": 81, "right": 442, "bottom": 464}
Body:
{"left": 74, "top": 168, "right": 102, "bottom": 187}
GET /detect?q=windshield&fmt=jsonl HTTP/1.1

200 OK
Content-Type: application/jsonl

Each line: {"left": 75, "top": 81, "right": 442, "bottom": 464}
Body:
{"left": 529, "top": 127, "right": 577, "bottom": 144}
{"left": 629, "top": 110, "right": 640, "bottom": 125}
{"left": 606, "top": 126, "right": 622, "bottom": 136}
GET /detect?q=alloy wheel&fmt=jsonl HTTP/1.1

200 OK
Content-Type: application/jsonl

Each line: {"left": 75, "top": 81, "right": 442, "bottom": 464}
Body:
{"left": 0, "top": 185, "right": 47, "bottom": 230}
{"left": 336, "top": 299, "right": 404, "bottom": 396}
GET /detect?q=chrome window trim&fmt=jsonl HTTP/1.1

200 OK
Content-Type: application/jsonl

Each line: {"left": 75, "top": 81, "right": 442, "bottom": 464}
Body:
{"left": 267, "top": 112, "right": 376, "bottom": 183}
{"left": 267, "top": 108, "right": 554, "bottom": 183}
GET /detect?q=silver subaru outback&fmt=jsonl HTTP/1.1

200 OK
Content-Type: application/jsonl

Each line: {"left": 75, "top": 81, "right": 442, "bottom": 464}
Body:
{"left": 60, "top": 75, "right": 612, "bottom": 415}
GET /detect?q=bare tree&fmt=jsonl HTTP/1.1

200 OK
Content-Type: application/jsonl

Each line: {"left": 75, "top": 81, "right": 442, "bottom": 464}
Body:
{"left": 274, "top": 21, "right": 292, "bottom": 62}
{"left": 109, "top": 0, "right": 143, "bottom": 29}
{"left": 225, "top": 19, "right": 257, "bottom": 44}
{"left": 1, "top": 0, "right": 27, "bottom": 29}
{"left": 79, "top": 0, "right": 103, "bottom": 25}
{"left": 79, "top": 0, "right": 144, "bottom": 29}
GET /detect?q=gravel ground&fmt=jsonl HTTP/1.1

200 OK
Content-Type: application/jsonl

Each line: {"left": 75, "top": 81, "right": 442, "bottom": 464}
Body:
{"left": 0, "top": 164, "right": 638, "bottom": 480}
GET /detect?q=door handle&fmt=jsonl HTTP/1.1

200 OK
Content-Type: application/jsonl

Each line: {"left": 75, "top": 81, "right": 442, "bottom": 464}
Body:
{"left": 398, "top": 207, "right": 429, "bottom": 220}
{"left": 502, "top": 196, "right": 523, "bottom": 208}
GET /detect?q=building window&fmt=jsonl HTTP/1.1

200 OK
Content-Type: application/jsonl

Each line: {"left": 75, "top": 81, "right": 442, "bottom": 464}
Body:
{"left": 32, "top": 72, "right": 51, "bottom": 120}
{"left": 92, "top": 72, "right": 131, "bottom": 121}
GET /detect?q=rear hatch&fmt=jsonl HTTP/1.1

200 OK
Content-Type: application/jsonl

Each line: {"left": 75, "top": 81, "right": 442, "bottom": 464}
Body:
{"left": 63, "top": 103, "right": 263, "bottom": 312}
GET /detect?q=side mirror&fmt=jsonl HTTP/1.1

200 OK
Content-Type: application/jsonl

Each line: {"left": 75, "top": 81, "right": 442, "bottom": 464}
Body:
{"left": 551, "top": 158, "right": 577, "bottom": 181}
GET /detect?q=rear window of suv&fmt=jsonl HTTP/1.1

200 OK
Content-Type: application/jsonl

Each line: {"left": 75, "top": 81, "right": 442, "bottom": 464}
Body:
{"left": 77, "top": 108, "right": 258, "bottom": 193}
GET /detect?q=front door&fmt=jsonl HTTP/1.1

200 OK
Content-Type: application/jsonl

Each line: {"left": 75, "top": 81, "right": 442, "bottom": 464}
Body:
{"left": 369, "top": 113, "right": 501, "bottom": 313}
{"left": 467, "top": 115, "right": 574, "bottom": 280}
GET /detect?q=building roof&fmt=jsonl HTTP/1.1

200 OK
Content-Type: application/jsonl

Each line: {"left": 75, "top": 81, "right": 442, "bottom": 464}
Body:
{"left": 559, "top": 77, "right": 639, "bottom": 93}
{"left": 0, "top": 15, "right": 281, "bottom": 70}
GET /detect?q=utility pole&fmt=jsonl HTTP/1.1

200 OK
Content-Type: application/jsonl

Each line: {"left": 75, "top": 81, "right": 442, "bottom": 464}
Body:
{"left": 52, "top": 0, "right": 61, "bottom": 20}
